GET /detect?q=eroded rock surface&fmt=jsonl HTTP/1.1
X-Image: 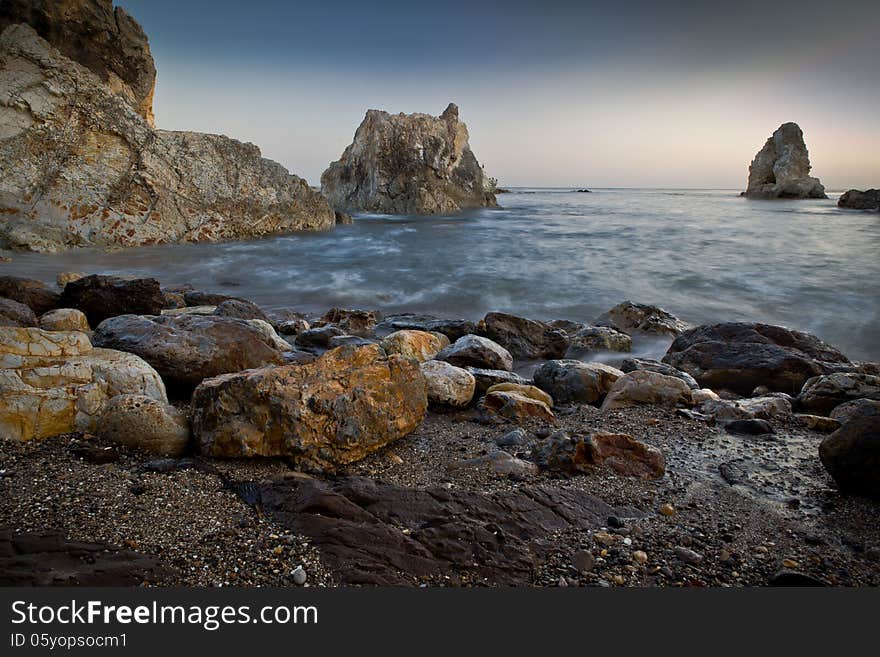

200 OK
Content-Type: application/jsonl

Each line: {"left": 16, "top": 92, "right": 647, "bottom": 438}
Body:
{"left": 742, "top": 122, "right": 826, "bottom": 199}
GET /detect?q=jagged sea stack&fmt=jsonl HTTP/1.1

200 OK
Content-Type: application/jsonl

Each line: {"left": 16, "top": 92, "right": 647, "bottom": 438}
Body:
{"left": 742, "top": 123, "right": 826, "bottom": 199}
{"left": 0, "top": 1, "right": 335, "bottom": 253}
{"left": 321, "top": 103, "right": 498, "bottom": 214}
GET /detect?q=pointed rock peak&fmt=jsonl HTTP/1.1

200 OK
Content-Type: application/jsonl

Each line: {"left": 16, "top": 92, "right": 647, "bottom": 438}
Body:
{"left": 742, "top": 122, "right": 826, "bottom": 199}
{"left": 441, "top": 103, "right": 459, "bottom": 121}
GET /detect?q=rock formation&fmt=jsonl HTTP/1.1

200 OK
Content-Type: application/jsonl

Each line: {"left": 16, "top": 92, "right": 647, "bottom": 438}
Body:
{"left": 321, "top": 103, "right": 498, "bottom": 214}
{"left": 0, "top": 8, "right": 335, "bottom": 253}
{"left": 742, "top": 122, "right": 826, "bottom": 199}
{"left": 838, "top": 189, "right": 880, "bottom": 211}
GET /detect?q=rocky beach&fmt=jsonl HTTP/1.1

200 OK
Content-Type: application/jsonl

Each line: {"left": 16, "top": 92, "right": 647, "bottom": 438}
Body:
{"left": 1, "top": 1, "right": 879, "bottom": 590}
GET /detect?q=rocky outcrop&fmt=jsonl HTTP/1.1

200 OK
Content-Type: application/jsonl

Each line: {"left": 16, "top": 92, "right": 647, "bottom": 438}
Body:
{"left": 0, "top": 0, "right": 156, "bottom": 124}
{"left": 838, "top": 189, "right": 880, "bottom": 211}
{"left": 663, "top": 323, "right": 851, "bottom": 395}
{"left": 192, "top": 345, "right": 427, "bottom": 471}
{"left": 742, "top": 123, "right": 826, "bottom": 199}
{"left": 321, "top": 103, "right": 497, "bottom": 214}
{"left": 92, "top": 314, "right": 285, "bottom": 392}
{"left": 0, "top": 22, "right": 335, "bottom": 252}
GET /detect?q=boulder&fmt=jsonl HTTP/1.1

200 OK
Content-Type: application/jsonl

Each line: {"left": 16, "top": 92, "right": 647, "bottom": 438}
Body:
{"left": 0, "top": 0, "right": 156, "bottom": 124}
{"left": 837, "top": 189, "right": 880, "bottom": 211}
{"left": 601, "top": 371, "right": 693, "bottom": 410}
{"left": 378, "top": 314, "right": 476, "bottom": 342}
{"left": 192, "top": 345, "right": 427, "bottom": 471}
{"left": 448, "top": 451, "right": 538, "bottom": 478}
{"left": 59, "top": 275, "right": 165, "bottom": 325}
{"left": 819, "top": 415, "right": 880, "bottom": 498}
{"left": 620, "top": 357, "right": 699, "bottom": 389}
{"left": 420, "top": 360, "right": 475, "bottom": 407}
{"left": 565, "top": 325, "right": 632, "bottom": 355}
{"left": 529, "top": 431, "right": 664, "bottom": 479}
{"left": 436, "top": 335, "right": 514, "bottom": 372}
{"left": 595, "top": 301, "right": 689, "bottom": 337}
{"left": 486, "top": 382, "right": 553, "bottom": 409}
{"left": 321, "top": 103, "right": 497, "bottom": 214}
{"left": 0, "top": 296, "right": 37, "bottom": 327}
{"left": 327, "top": 335, "right": 377, "bottom": 349}
{"left": 533, "top": 360, "right": 623, "bottom": 405}
{"left": 742, "top": 123, "right": 826, "bottom": 199}
{"left": 213, "top": 298, "right": 270, "bottom": 323}
{"left": 97, "top": 394, "right": 189, "bottom": 456}
{"left": 797, "top": 373, "right": 880, "bottom": 415}
{"left": 829, "top": 398, "right": 880, "bottom": 425}
{"left": 0, "top": 326, "right": 166, "bottom": 441}
{"left": 465, "top": 367, "right": 531, "bottom": 397}
{"left": 795, "top": 414, "right": 841, "bottom": 433}
{"left": 477, "top": 312, "right": 568, "bottom": 359}
{"left": 663, "top": 322, "right": 851, "bottom": 395}
{"left": 183, "top": 290, "right": 236, "bottom": 307}
{"left": 696, "top": 396, "right": 791, "bottom": 423}
{"left": 294, "top": 325, "right": 345, "bottom": 350}
{"left": 0, "top": 24, "right": 334, "bottom": 252}
{"left": 39, "top": 308, "right": 90, "bottom": 332}
{"left": 480, "top": 390, "right": 555, "bottom": 423}
{"left": 56, "top": 271, "right": 87, "bottom": 288}
{"left": 277, "top": 318, "right": 310, "bottom": 336}
{"left": 317, "top": 308, "right": 379, "bottom": 337}
{"left": 245, "top": 319, "right": 293, "bottom": 351}
{"left": 92, "top": 314, "right": 284, "bottom": 392}
{"left": 0, "top": 276, "right": 59, "bottom": 315}
{"left": 381, "top": 330, "right": 446, "bottom": 362}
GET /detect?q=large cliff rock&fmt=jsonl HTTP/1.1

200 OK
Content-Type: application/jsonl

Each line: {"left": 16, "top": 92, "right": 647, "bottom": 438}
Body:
{"left": 0, "top": 0, "right": 156, "bottom": 125}
{"left": 742, "top": 123, "right": 826, "bottom": 199}
{"left": 321, "top": 103, "right": 498, "bottom": 214}
{"left": 0, "top": 20, "right": 335, "bottom": 252}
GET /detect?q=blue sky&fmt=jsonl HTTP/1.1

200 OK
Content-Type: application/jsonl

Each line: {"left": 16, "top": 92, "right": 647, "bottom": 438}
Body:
{"left": 124, "top": 0, "right": 879, "bottom": 188}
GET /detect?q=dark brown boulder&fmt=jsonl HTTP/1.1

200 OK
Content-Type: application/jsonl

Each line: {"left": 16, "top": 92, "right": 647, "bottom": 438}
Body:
{"left": 0, "top": 276, "right": 59, "bottom": 315}
{"left": 663, "top": 322, "right": 851, "bottom": 395}
{"left": 59, "top": 274, "right": 165, "bottom": 325}
{"left": 0, "top": 296, "right": 38, "bottom": 327}
{"left": 798, "top": 373, "right": 880, "bottom": 415}
{"left": 819, "top": 415, "right": 880, "bottom": 499}
{"left": 837, "top": 189, "right": 880, "bottom": 211}
{"left": 213, "top": 298, "right": 270, "bottom": 323}
{"left": 477, "top": 311, "right": 568, "bottom": 360}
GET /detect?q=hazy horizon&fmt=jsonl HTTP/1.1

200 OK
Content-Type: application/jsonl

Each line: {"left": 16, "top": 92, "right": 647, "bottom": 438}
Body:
{"left": 123, "top": 0, "right": 879, "bottom": 190}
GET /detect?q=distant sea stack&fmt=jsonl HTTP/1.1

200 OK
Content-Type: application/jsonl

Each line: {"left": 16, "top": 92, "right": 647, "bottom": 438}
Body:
{"left": 741, "top": 123, "right": 826, "bottom": 199}
{"left": 321, "top": 103, "right": 498, "bottom": 215}
{"left": 838, "top": 189, "right": 880, "bottom": 212}
{"left": 0, "top": 1, "right": 335, "bottom": 253}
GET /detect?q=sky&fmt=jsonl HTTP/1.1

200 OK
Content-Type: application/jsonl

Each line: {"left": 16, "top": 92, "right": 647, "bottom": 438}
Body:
{"left": 122, "top": 0, "right": 879, "bottom": 189}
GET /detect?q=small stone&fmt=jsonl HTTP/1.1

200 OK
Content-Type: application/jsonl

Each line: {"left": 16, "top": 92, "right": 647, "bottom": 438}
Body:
{"left": 612, "top": 574, "right": 625, "bottom": 585}
{"left": 782, "top": 558, "right": 799, "bottom": 568}
{"left": 674, "top": 546, "right": 704, "bottom": 565}
{"left": 558, "top": 575, "right": 568, "bottom": 587}
{"left": 292, "top": 566, "right": 307, "bottom": 586}
{"left": 632, "top": 550, "right": 648, "bottom": 565}
{"left": 571, "top": 550, "right": 595, "bottom": 573}
{"left": 606, "top": 516, "right": 624, "bottom": 529}
{"left": 593, "top": 531, "right": 616, "bottom": 546}
{"left": 659, "top": 503, "right": 676, "bottom": 517}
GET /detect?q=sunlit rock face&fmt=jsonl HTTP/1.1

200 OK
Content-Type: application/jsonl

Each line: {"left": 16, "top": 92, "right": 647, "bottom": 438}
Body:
{"left": 0, "top": 11, "right": 335, "bottom": 253}
{"left": 321, "top": 103, "right": 498, "bottom": 214}
{"left": 742, "top": 122, "right": 826, "bottom": 199}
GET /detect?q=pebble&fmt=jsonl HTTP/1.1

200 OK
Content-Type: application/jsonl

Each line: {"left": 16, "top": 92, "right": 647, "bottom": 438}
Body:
{"left": 593, "top": 531, "right": 616, "bottom": 546}
{"left": 571, "top": 550, "right": 595, "bottom": 573}
{"left": 674, "top": 546, "right": 704, "bottom": 565}
{"left": 659, "top": 504, "right": 676, "bottom": 517}
{"left": 292, "top": 566, "right": 307, "bottom": 586}
{"left": 632, "top": 550, "right": 648, "bottom": 565}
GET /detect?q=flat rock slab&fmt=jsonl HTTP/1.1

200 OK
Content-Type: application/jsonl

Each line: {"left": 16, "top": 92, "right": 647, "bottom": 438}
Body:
{"left": 0, "top": 528, "right": 172, "bottom": 586}
{"left": 259, "top": 475, "right": 644, "bottom": 586}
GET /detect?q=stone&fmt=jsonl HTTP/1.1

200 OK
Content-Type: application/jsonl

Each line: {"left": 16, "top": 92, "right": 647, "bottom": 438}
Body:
{"left": 565, "top": 325, "right": 632, "bottom": 355}
{"left": 213, "top": 298, "right": 270, "bottom": 323}
{"left": 496, "top": 428, "right": 529, "bottom": 447}
{"left": 0, "top": 326, "right": 167, "bottom": 441}
{"left": 436, "top": 334, "right": 513, "bottom": 372}
{"left": 829, "top": 398, "right": 880, "bottom": 424}
{"left": 449, "top": 451, "right": 538, "bottom": 478}
{"left": 291, "top": 567, "right": 307, "bottom": 586}
{"left": 0, "top": 0, "right": 156, "bottom": 124}
{"left": 738, "top": 395, "right": 792, "bottom": 419}
{"left": 465, "top": 367, "right": 530, "bottom": 397}
{"left": 691, "top": 388, "right": 721, "bottom": 404}
{"left": 258, "top": 475, "right": 642, "bottom": 586}
{"left": 595, "top": 301, "right": 689, "bottom": 337}
{"left": 487, "top": 382, "right": 553, "bottom": 408}
{"left": 674, "top": 546, "right": 704, "bottom": 565}
{"left": 663, "top": 322, "right": 851, "bottom": 395}
{"left": 837, "top": 189, "right": 880, "bottom": 211}
{"left": 39, "top": 308, "right": 90, "bottom": 333}
{"left": 797, "top": 372, "right": 880, "bottom": 415}
{"left": 183, "top": 291, "right": 236, "bottom": 307}
{"left": 0, "top": 276, "right": 59, "bottom": 315}
{"left": 0, "top": 528, "right": 172, "bottom": 586}
{"left": 529, "top": 431, "right": 664, "bottom": 479}
{"left": 742, "top": 123, "right": 826, "bottom": 199}
{"left": 162, "top": 305, "right": 216, "bottom": 317}
{"left": 725, "top": 419, "right": 775, "bottom": 435}
{"left": 477, "top": 312, "right": 568, "bottom": 359}
{"left": 533, "top": 359, "right": 623, "bottom": 405}
{"left": 659, "top": 504, "right": 676, "bottom": 517}
{"left": 420, "top": 360, "right": 475, "bottom": 407}
{"left": 56, "top": 271, "right": 87, "bottom": 288}
{"left": 0, "top": 24, "right": 334, "bottom": 252}
{"left": 327, "top": 335, "right": 376, "bottom": 349}
{"left": 381, "top": 330, "right": 446, "bottom": 362}
{"left": 97, "top": 394, "right": 190, "bottom": 456}
{"left": 601, "top": 370, "right": 693, "bottom": 410}
{"left": 795, "top": 414, "right": 841, "bottom": 433}
{"left": 59, "top": 275, "right": 165, "bottom": 326}
{"left": 321, "top": 103, "right": 497, "bottom": 215}
{"left": 0, "top": 296, "right": 37, "bottom": 327}
{"left": 245, "top": 319, "right": 293, "bottom": 352}
{"left": 480, "top": 390, "right": 555, "bottom": 423}
{"left": 317, "top": 308, "right": 379, "bottom": 337}
{"left": 819, "top": 415, "right": 880, "bottom": 498}
{"left": 378, "top": 314, "right": 477, "bottom": 342}
{"left": 619, "top": 357, "right": 699, "bottom": 389}
{"left": 294, "top": 325, "right": 345, "bottom": 350}
{"left": 572, "top": 550, "right": 595, "bottom": 573}
{"left": 277, "top": 318, "right": 310, "bottom": 336}
{"left": 192, "top": 345, "right": 427, "bottom": 471}
{"left": 92, "top": 314, "right": 284, "bottom": 392}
